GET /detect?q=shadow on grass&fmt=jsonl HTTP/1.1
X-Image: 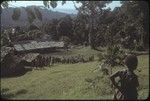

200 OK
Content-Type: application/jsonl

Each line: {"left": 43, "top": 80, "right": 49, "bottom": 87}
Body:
{"left": 1, "top": 88, "right": 28, "bottom": 99}
{"left": 15, "top": 89, "right": 28, "bottom": 95}
{"left": 1, "top": 70, "right": 29, "bottom": 78}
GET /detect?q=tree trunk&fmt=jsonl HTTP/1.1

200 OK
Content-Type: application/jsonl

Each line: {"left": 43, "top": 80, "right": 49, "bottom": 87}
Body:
{"left": 139, "top": 27, "right": 144, "bottom": 47}
{"left": 89, "top": 28, "right": 95, "bottom": 49}
{"left": 88, "top": 13, "right": 95, "bottom": 49}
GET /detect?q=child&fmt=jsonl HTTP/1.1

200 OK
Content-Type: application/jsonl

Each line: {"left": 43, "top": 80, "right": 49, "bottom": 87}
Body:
{"left": 110, "top": 54, "right": 139, "bottom": 100}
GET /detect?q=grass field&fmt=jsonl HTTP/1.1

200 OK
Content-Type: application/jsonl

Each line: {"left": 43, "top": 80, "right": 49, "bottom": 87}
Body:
{"left": 1, "top": 47, "right": 149, "bottom": 100}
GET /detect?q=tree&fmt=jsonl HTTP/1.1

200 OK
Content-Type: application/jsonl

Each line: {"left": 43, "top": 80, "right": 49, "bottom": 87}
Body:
{"left": 120, "top": 1, "right": 149, "bottom": 48}
{"left": 2, "top": 1, "right": 111, "bottom": 48}
{"left": 2, "top": 1, "right": 149, "bottom": 49}
{"left": 76, "top": 1, "right": 112, "bottom": 49}
{"left": 25, "top": 6, "right": 42, "bottom": 24}
{"left": 1, "top": 1, "right": 43, "bottom": 23}
{"left": 43, "top": 1, "right": 112, "bottom": 49}
{"left": 1, "top": 1, "right": 9, "bottom": 9}
{"left": 73, "top": 13, "right": 89, "bottom": 45}
{"left": 42, "top": 19, "right": 59, "bottom": 40}
{"left": 56, "top": 15, "right": 73, "bottom": 41}
{"left": 12, "top": 8, "right": 21, "bottom": 21}
{"left": 34, "top": 7, "right": 42, "bottom": 21}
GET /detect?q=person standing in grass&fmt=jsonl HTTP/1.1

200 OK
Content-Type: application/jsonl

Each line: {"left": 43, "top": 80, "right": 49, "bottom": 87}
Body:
{"left": 110, "top": 54, "right": 139, "bottom": 100}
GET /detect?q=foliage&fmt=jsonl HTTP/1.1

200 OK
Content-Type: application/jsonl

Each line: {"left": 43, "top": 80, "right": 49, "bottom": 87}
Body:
{"left": 12, "top": 8, "right": 21, "bottom": 21}
{"left": 73, "top": 13, "right": 89, "bottom": 45}
{"left": 103, "top": 45, "right": 126, "bottom": 67}
{"left": 42, "top": 1, "right": 112, "bottom": 49}
{"left": 34, "top": 7, "right": 42, "bottom": 21}
{"left": 42, "top": 19, "right": 59, "bottom": 40}
{"left": 43, "top": 1, "right": 58, "bottom": 8}
{"left": 56, "top": 15, "right": 73, "bottom": 40}
{"left": 77, "top": 1, "right": 112, "bottom": 49}
{"left": 60, "top": 36, "right": 71, "bottom": 47}
{"left": 50, "top": 1, "right": 57, "bottom": 8}
{"left": 120, "top": 1, "right": 149, "bottom": 48}
{"left": 1, "top": 1, "right": 149, "bottom": 50}
{"left": 97, "top": 53, "right": 104, "bottom": 61}
{"left": 1, "top": 1, "right": 9, "bottom": 8}
{"left": 28, "top": 24, "right": 39, "bottom": 30}
{"left": 135, "top": 45, "right": 145, "bottom": 51}
{"left": 25, "top": 7, "right": 36, "bottom": 24}
{"left": 11, "top": 5, "right": 43, "bottom": 24}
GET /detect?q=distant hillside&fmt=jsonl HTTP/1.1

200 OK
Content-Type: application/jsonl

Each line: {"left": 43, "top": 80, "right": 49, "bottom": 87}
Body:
{"left": 1, "top": 6, "right": 76, "bottom": 29}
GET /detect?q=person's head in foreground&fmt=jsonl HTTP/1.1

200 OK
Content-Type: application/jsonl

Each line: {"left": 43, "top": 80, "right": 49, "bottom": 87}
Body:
{"left": 124, "top": 54, "right": 138, "bottom": 71}
{"left": 110, "top": 54, "right": 139, "bottom": 100}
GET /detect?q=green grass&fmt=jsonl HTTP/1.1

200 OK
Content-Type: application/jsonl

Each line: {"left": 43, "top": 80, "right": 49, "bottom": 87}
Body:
{"left": 46, "top": 46, "right": 101, "bottom": 57}
{"left": 1, "top": 47, "right": 149, "bottom": 100}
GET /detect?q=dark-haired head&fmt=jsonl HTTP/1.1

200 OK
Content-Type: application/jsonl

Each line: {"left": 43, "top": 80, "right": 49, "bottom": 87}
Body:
{"left": 124, "top": 54, "right": 138, "bottom": 71}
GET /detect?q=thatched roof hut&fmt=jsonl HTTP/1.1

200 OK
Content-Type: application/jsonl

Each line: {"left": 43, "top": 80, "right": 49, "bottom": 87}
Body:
{"left": 22, "top": 53, "right": 40, "bottom": 62}
{"left": 13, "top": 41, "right": 64, "bottom": 52}
{"left": 1, "top": 52, "right": 25, "bottom": 77}
{"left": 1, "top": 51, "right": 39, "bottom": 77}
{"left": 1, "top": 46, "right": 14, "bottom": 62}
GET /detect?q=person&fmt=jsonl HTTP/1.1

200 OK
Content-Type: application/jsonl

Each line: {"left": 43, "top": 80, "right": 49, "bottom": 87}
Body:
{"left": 110, "top": 54, "right": 139, "bottom": 100}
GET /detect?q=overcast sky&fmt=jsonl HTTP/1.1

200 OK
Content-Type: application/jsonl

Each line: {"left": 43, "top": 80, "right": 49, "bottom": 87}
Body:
{"left": 8, "top": 1, "right": 122, "bottom": 14}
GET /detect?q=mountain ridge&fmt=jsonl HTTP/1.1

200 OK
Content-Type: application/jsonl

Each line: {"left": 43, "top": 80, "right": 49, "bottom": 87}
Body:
{"left": 1, "top": 6, "right": 76, "bottom": 29}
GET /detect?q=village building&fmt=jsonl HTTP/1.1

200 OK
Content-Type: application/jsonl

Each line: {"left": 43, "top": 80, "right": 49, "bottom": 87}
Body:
{"left": 1, "top": 40, "right": 64, "bottom": 77}
{"left": 13, "top": 40, "right": 64, "bottom": 53}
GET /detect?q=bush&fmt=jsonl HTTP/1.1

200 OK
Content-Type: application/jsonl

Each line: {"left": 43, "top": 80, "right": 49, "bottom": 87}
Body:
{"left": 60, "top": 36, "right": 71, "bottom": 46}
{"left": 135, "top": 45, "right": 145, "bottom": 51}
{"left": 103, "top": 45, "right": 126, "bottom": 67}
{"left": 97, "top": 53, "right": 104, "bottom": 61}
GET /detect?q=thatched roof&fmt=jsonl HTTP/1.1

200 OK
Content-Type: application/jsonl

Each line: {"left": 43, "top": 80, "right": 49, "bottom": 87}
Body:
{"left": 1, "top": 46, "right": 14, "bottom": 62}
{"left": 22, "top": 53, "right": 39, "bottom": 62}
{"left": 13, "top": 41, "right": 64, "bottom": 52}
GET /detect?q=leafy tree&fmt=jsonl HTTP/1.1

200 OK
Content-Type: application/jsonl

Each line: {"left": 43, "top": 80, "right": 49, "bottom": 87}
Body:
{"left": 43, "top": 1, "right": 112, "bottom": 49}
{"left": 76, "top": 1, "right": 112, "bottom": 49}
{"left": 120, "top": 1, "right": 149, "bottom": 48}
{"left": 43, "top": 1, "right": 58, "bottom": 8}
{"left": 42, "top": 19, "right": 59, "bottom": 40}
{"left": 1, "top": 1, "right": 9, "bottom": 9}
{"left": 12, "top": 8, "right": 21, "bottom": 21}
{"left": 73, "top": 13, "right": 89, "bottom": 45}
{"left": 1, "top": 1, "right": 43, "bottom": 23}
{"left": 2, "top": 1, "right": 149, "bottom": 50}
{"left": 60, "top": 36, "right": 71, "bottom": 49}
{"left": 56, "top": 15, "right": 73, "bottom": 41}
{"left": 34, "top": 7, "right": 42, "bottom": 21}
{"left": 25, "top": 7, "right": 36, "bottom": 24}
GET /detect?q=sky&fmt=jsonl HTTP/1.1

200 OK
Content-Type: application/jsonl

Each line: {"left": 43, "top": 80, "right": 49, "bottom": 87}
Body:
{"left": 8, "top": 1, "right": 122, "bottom": 14}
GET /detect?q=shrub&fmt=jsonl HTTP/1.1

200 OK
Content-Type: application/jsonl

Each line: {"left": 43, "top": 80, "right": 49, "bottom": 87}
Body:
{"left": 97, "top": 53, "right": 104, "bottom": 61}
{"left": 60, "top": 36, "right": 71, "bottom": 47}
{"left": 135, "top": 45, "right": 145, "bottom": 51}
{"left": 103, "top": 45, "right": 126, "bottom": 67}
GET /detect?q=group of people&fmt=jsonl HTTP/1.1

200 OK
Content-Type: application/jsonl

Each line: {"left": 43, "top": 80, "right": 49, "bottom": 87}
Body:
{"left": 30, "top": 54, "right": 95, "bottom": 68}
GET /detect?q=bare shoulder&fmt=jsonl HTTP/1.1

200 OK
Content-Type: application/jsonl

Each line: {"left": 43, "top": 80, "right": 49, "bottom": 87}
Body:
{"left": 111, "top": 69, "right": 128, "bottom": 78}
{"left": 110, "top": 69, "right": 124, "bottom": 77}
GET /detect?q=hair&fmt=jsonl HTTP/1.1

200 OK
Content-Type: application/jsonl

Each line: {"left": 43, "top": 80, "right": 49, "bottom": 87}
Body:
{"left": 124, "top": 54, "right": 138, "bottom": 70}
